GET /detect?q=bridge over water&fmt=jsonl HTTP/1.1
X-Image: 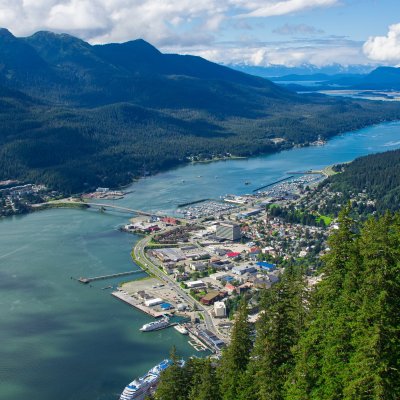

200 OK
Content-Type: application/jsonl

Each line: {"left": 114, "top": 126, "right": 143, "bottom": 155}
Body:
{"left": 86, "top": 202, "right": 157, "bottom": 216}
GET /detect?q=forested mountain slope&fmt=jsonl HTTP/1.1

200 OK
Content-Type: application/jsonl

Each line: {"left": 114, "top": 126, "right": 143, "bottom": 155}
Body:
{"left": 326, "top": 149, "right": 400, "bottom": 213}
{"left": 1, "top": 29, "right": 400, "bottom": 192}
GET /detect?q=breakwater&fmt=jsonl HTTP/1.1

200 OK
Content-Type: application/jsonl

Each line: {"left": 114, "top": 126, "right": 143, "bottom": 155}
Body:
{"left": 177, "top": 198, "right": 210, "bottom": 208}
{"left": 253, "top": 176, "right": 294, "bottom": 193}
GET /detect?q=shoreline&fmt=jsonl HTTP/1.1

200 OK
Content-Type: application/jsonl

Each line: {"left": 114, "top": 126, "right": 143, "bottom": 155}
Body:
{"left": 189, "top": 155, "right": 247, "bottom": 164}
{"left": 79, "top": 119, "right": 399, "bottom": 195}
{"left": 2, "top": 120, "right": 400, "bottom": 221}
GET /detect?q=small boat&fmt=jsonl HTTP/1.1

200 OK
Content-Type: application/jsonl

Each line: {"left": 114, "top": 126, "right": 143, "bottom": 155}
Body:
{"left": 245, "top": 181, "right": 251, "bottom": 185}
{"left": 174, "top": 324, "right": 188, "bottom": 335}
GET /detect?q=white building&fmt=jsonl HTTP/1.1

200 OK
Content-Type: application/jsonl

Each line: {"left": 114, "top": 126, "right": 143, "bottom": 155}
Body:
{"left": 214, "top": 301, "right": 227, "bottom": 318}
{"left": 186, "top": 280, "right": 206, "bottom": 289}
{"left": 145, "top": 298, "right": 163, "bottom": 307}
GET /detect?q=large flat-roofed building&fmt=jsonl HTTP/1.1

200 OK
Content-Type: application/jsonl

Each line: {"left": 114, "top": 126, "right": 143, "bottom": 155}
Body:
{"left": 232, "top": 265, "right": 257, "bottom": 275}
{"left": 216, "top": 222, "right": 241, "bottom": 241}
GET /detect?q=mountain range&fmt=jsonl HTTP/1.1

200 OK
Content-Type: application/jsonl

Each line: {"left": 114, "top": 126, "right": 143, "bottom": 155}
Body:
{"left": 1, "top": 29, "right": 400, "bottom": 193}
{"left": 271, "top": 66, "right": 400, "bottom": 91}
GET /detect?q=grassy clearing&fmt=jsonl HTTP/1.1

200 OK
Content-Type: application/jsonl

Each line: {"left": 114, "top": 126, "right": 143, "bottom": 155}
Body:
{"left": 317, "top": 214, "right": 333, "bottom": 225}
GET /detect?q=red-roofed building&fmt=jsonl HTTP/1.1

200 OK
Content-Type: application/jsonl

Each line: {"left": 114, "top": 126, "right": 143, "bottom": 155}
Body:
{"left": 227, "top": 252, "right": 240, "bottom": 258}
{"left": 225, "top": 283, "right": 237, "bottom": 294}
{"left": 162, "top": 217, "right": 179, "bottom": 225}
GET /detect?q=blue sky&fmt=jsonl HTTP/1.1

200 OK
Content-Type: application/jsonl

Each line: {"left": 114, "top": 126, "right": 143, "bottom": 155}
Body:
{"left": 1, "top": 0, "right": 400, "bottom": 68}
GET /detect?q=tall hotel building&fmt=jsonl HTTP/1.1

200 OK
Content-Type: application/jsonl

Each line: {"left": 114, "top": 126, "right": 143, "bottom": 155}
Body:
{"left": 216, "top": 222, "right": 241, "bottom": 241}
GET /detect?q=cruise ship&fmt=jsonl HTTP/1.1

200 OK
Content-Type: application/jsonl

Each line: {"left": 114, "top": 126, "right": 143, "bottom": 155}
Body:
{"left": 139, "top": 316, "right": 170, "bottom": 332}
{"left": 119, "top": 359, "right": 172, "bottom": 400}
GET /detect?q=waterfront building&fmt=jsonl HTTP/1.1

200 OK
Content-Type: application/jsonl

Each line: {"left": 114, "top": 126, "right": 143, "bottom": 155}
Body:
{"left": 198, "top": 329, "right": 225, "bottom": 351}
{"left": 216, "top": 222, "right": 241, "bottom": 241}
{"left": 144, "top": 298, "right": 163, "bottom": 307}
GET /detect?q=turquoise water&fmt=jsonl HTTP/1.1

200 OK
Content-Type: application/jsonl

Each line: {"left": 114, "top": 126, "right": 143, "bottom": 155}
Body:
{"left": 0, "top": 210, "right": 195, "bottom": 400}
{"left": 1, "top": 121, "right": 400, "bottom": 399}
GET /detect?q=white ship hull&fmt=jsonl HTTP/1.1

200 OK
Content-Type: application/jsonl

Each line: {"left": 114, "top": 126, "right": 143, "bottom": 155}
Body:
{"left": 140, "top": 317, "right": 170, "bottom": 332}
{"left": 119, "top": 359, "right": 173, "bottom": 400}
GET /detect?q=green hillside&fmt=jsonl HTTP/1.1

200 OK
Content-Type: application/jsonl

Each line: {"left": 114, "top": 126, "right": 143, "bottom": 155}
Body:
{"left": 1, "top": 29, "right": 400, "bottom": 192}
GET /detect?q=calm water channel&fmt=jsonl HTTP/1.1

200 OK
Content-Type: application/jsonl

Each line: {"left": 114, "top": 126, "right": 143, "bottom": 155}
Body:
{"left": 1, "top": 121, "right": 400, "bottom": 400}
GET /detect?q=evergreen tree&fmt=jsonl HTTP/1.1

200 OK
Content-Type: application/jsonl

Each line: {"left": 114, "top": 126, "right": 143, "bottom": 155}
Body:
{"left": 154, "top": 347, "right": 189, "bottom": 400}
{"left": 287, "top": 211, "right": 400, "bottom": 399}
{"left": 217, "top": 299, "right": 252, "bottom": 400}
{"left": 189, "top": 359, "right": 221, "bottom": 400}
{"left": 343, "top": 213, "right": 400, "bottom": 399}
{"left": 286, "top": 205, "right": 358, "bottom": 399}
{"left": 248, "top": 265, "right": 306, "bottom": 400}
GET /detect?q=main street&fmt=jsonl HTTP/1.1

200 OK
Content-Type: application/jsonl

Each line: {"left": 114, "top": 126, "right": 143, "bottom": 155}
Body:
{"left": 133, "top": 234, "right": 217, "bottom": 335}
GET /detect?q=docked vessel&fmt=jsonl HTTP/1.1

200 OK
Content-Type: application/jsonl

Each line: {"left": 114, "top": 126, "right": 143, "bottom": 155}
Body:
{"left": 119, "top": 359, "right": 173, "bottom": 400}
{"left": 174, "top": 324, "right": 188, "bottom": 335}
{"left": 140, "top": 317, "right": 170, "bottom": 332}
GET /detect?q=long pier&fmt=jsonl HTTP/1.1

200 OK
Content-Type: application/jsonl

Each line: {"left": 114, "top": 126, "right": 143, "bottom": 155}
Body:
{"left": 252, "top": 175, "right": 294, "bottom": 193}
{"left": 78, "top": 270, "right": 143, "bottom": 284}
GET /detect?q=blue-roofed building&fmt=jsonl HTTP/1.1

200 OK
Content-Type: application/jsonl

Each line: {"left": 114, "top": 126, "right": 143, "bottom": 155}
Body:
{"left": 160, "top": 302, "right": 174, "bottom": 310}
{"left": 257, "top": 261, "right": 277, "bottom": 271}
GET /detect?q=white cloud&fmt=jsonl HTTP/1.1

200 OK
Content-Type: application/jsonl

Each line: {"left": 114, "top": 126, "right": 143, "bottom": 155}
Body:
{"left": 234, "top": 0, "right": 338, "bottom": 18}
{"left": 0, "top": 0, "right": 371, "bottom": 68}
{"left": 0, "top": 0, "right": 338, "bottom": 44}
{"left": 169, "top": 39, "right": 370, "bottom": 68}
{"left": 363, "top": 23, "right": 400, "bottom": 63}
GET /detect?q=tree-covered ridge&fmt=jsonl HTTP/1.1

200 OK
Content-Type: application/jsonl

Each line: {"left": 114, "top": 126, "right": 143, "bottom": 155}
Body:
{"left": 324, "top": 148, "right": 400, "bottom": 213}
{"left": 155, "top": 208, "right": 400, "bottom": 399}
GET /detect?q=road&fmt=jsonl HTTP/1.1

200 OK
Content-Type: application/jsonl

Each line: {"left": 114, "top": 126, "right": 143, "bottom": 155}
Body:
{"left": 133, "top": 235, "right": 217, "bottom": 335}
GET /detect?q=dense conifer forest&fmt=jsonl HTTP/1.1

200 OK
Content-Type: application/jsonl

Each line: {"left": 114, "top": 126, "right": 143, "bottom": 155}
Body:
{"left": 154, "top": 208, "right": 400, "bottom": 399}
{"left": 321, "top": 149, "right": 400, "bottom": 214}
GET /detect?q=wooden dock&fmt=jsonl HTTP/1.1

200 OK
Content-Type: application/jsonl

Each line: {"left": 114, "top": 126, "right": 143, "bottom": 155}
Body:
{"left": 78, "top": 270, "right": 142, "bottom": 284}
